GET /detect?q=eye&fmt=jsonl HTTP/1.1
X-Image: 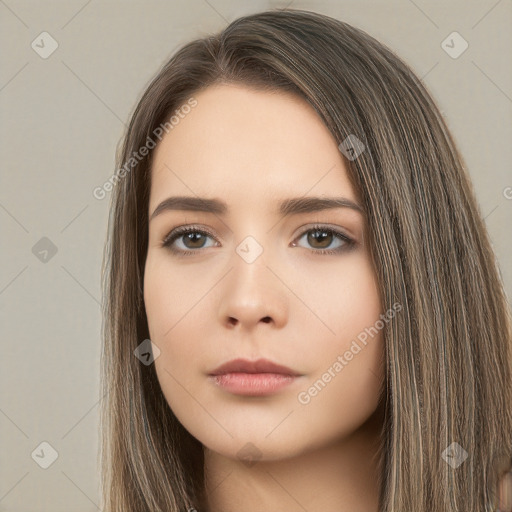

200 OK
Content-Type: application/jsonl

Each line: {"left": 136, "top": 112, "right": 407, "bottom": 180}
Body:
{"left": 161, "top": 225, "right": 218, "bottom": 256}
{"left": 161, "top": 223, "right": 356, "bottom": 257}
{"left": 292, "top": 224, "right": 355, "bottom": 255}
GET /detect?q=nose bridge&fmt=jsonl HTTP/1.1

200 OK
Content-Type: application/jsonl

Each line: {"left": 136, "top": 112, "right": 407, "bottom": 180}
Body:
{"left": 230, "top": 233, "right": 273, "bottom": 301}
{"left": 217, "top": 233, "right": 288, "bottom": 330}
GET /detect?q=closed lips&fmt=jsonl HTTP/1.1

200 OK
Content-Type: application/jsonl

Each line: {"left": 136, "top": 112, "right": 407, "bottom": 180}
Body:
{"left": 209, "top": 358, "right": 301, "bottom": 376}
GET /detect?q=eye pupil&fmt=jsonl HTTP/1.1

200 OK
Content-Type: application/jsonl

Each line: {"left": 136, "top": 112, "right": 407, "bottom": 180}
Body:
{"left": 184, "top": 232, "right": 207, "bottom": 248}
{"left": 308, "top": 229, "right": 332, "bottom": 249}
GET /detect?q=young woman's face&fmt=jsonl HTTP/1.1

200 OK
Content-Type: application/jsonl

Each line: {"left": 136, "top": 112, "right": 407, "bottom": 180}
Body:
{"left": 144, "top": 83, "right": 385, "bottom": 461}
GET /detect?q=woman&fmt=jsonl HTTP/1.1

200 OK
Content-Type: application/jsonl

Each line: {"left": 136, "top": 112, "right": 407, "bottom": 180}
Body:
{"left": 99, "top": 9, "right": 512, "bottom": 511}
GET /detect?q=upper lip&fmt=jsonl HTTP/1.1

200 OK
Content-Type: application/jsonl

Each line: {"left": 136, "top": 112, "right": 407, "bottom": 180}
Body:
{"left": 209, "top": 358, "right": 301, "bottom": 376}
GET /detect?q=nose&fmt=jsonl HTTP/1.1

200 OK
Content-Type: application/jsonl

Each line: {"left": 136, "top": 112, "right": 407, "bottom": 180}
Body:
{"left": 217, "top": 247, "right": 289, "bottom": 332}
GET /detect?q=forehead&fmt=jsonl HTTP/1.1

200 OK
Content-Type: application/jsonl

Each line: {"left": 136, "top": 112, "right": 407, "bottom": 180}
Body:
{"left": 149, "top": 83, "right": 357, "bottom": 208}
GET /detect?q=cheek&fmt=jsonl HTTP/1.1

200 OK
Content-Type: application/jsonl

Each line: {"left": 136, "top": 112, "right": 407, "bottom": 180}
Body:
{"left": 296, "top": 255, "right": 385, "bottom": 418}
{"left": 295, "top": 266, "right": 385, "bottom": 442}
{"left": 143, "top": 255, "right": 208, "bottom": 402}
{"left": 143, "top": 254, "right": 196, "bottom": 338}
{"left": 144, "top": 256, "right": 166, "bottom": 335}
{"left": 299, "top": 251, "right": 382, "bottom": 342}
{"left": 295, "top": 334, "right": 384, "bottom": 450}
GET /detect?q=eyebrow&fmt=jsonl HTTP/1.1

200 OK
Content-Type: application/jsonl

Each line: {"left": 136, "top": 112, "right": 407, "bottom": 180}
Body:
{"left": 150, "top": 195, "right": 364, "bottom": 221}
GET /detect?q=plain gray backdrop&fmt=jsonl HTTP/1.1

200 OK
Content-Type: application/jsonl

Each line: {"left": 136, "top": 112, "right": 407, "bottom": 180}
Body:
{"left": 1, "top": 0, "right": 511, "bottom": 510}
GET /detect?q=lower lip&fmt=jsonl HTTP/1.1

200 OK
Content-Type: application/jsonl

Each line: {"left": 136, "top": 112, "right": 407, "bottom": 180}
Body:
{"left": 209, "top": 372, "right": 298, "bottom": 396}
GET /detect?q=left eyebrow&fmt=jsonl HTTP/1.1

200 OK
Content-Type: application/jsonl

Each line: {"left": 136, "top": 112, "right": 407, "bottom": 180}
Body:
{"left": 149, "top": 195, "right": 364, "bottom": 221}
{"left": 279, "top": 196, "right": 364, "bottom": 216}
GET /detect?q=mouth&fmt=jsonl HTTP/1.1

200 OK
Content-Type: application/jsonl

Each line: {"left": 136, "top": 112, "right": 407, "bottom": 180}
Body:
{"left": 208, "top": 358, "right": 302, "bottom": 396}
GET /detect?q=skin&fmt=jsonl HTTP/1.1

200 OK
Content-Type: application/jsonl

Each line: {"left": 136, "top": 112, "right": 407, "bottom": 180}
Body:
{"left": 499, "top": 470, "right": 512, "bottom": 511}
{"left": 144, "top": 83, "right": 386, "bottom": 511}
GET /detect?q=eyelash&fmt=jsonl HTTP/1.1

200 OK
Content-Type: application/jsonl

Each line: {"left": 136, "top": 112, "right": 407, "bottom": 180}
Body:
{"left": 161, "top": 224, "right": 356, "bottom": 257}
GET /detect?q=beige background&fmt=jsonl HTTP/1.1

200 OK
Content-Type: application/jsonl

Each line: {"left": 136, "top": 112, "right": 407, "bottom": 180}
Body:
{"left": 1, "top": 0, "right": 511, "bottom": 510}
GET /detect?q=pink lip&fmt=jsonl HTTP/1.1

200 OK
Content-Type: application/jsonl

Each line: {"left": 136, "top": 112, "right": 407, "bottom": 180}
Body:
{"left": 208, "top": 358, "right": 302, "bottom": 396}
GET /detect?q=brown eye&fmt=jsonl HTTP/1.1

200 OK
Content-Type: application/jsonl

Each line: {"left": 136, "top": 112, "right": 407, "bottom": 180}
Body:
{"left": 162, "top": 224, "right": 355, "bottom": 257}
{"left": 294, "top": 225, "right": 355, "bottom": 255}
{"left": 307, "top": 228, "right": 334, "bottom": 249}
{"left": 181, "top": 231, "right": 208, "bottom": 249}
{"left": 162, "top": 226, "right": 217, "bottom": 256}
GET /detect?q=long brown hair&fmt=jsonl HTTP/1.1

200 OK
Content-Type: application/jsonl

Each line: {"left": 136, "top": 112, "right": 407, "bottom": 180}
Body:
{"left": 99, "top": 8, "right": 512, "bottom": 511}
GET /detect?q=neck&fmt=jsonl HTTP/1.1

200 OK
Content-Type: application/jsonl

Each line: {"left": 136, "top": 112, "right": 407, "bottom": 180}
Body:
{"left": 197, "top": 405, "right": 384, "bottom": 512}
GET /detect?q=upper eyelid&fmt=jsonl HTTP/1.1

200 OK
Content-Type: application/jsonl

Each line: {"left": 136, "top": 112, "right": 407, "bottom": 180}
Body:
{"left": 162, "top": 224, "right": 217, "bottom": 244}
